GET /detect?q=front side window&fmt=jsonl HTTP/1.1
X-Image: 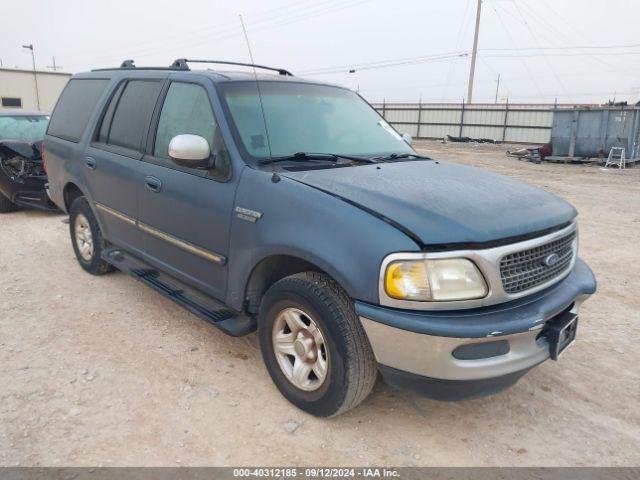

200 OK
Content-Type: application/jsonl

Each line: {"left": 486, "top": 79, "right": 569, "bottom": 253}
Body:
{"left": 219, "top": 81, "right": 414, "bottom": 162}
{"left": 0, "top": 115, "right": 49, "bottom": 142}
{"left": 154, "top": 82, "right": 218, "bottom": 159}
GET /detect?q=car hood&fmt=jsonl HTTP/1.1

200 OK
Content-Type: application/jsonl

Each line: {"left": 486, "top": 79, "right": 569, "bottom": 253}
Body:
{"left": 280, "top": 160, "right": 577, "bottom": 246}
{"left": 0, "top": 139, "right": 42, "bottom": 160}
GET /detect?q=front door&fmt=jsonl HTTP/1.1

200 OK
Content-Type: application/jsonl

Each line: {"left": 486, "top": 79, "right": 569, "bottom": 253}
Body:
{"left": 137, "top": 79, "right": 236, "bottom": 301}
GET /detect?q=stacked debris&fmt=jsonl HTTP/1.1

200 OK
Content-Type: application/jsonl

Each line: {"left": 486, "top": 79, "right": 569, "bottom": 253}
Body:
{"left": 446, "top": 135, "right": 499, "bottom": 144}
{"left": 506, "top": 143, "right": 552, "bottom": 164}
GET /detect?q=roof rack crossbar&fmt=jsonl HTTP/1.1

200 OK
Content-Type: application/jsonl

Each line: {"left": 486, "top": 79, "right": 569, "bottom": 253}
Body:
{"left": 170, "top": 58, "right": 293, "bottom": 76}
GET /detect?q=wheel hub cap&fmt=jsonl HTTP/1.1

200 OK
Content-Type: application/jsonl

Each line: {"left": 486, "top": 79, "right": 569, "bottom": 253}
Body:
{"left": 74, "top": 213, "right": 94, "bottom": 261}
{"left": 272, "top": 307, "right": 329, "bottom": 391}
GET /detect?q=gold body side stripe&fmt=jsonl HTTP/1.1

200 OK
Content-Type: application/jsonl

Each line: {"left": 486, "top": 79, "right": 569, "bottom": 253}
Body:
{"left": 94, "top": 202, "right": 226, "bottom": 265}
{"left": 95, "top": 202, "right": 136, "bottom": 226}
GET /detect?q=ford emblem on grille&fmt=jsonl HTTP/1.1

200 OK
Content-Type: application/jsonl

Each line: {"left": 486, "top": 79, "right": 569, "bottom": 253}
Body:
{"left": 543, "top": 253, "right": 561, "bottom": 267}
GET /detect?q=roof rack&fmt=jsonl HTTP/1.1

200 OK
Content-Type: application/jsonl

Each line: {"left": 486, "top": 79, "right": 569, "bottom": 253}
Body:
{"left": 92, "top": 59, "right": 294, "bottom": 76}
{"left": 170, "top": 58, "right": 293, "bottom": 76}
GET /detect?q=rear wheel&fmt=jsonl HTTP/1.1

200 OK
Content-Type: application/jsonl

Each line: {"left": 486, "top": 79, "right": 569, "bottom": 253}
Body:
{"left": 69, "top": 197, "right": 115, "bottom": 275}
{"left": 0, "top": 192, "right": 18, "bottom": 213}
{"left": 258, "top": 271, "right": 377, "bottom": 417}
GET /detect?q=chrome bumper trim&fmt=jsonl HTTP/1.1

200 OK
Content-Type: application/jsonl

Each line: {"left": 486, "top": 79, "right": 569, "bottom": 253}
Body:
{"left": 360, "top": 295, "right": 588, "bottom": 381}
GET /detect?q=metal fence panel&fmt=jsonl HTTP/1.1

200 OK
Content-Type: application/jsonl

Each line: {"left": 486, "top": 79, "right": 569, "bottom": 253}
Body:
{"left": 420, "top": 124, "right": 459, "bottom": 139}
{"left": 373, "top": 102, "right": 573, "bottom": 144}
{"left": 382, "top": 109, "right": 420, "bottom": 123}
{"left": 420, "top": 108, "right": 461, "bottom": 125}
{"left": 464, "top": 109, "right": 504, "bottom": 126}
{"left": 508, "top": 110, "right": 553, "bottom": 128}
{"left": 462, "top": 125, "right": 504, "bottom": 140}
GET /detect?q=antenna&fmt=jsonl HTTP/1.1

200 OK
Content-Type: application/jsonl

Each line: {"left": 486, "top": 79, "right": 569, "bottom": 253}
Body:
{"left": 239, "top": 14, "right": 274, "bottom": 166}
{"left": 47, "top": 56, "right": 63, "bottom": 71}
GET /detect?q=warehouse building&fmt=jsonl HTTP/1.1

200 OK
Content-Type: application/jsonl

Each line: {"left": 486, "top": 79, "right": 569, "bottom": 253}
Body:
{"left": 0, "top": 68, "right": 71, "bottom": 112}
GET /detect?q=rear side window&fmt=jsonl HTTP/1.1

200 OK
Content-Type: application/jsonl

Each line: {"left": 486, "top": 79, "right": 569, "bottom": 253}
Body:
{"left": 105, "top": 80, "right": 163, "bottom": 151}
{"left": 47, "top": 79, "right": 109, "bottom": 142}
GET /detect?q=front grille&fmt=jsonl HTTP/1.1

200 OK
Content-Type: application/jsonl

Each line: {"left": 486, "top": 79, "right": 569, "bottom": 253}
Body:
{"left": 500, "top": 231, "right": 576, "bottom": 294}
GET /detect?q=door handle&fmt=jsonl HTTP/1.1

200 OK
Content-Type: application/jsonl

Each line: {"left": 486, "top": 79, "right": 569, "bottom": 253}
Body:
{"left": 144, "top": 176, "right": 162, "bottom": 193}
{"left": 85, "top": 157, "right": 97, "bottom": 170}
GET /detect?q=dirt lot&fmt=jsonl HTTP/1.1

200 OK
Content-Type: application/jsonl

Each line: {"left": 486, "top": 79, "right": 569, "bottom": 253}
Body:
{"left": 1, "top": 141, "right": 639, "bottom": 467}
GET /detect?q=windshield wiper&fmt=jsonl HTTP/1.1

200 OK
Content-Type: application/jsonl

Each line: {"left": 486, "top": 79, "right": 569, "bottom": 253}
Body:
{"left": 372, "top": 153, "right": 432, "bottom": 161}
{"left": 259, "top": 152, "right": 378, "bottom": 165}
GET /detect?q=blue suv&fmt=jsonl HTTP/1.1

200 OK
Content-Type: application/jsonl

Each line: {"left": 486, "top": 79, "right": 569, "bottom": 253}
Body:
{"left": 44, "top": 59, "right": 596, "bottom": 417}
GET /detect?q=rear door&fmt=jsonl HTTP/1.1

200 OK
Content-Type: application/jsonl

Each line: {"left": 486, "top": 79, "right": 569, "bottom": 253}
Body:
{"left": 137, "top": 76, "right": 236, "bottom": 301}
{"left": 84, "top": 77, "right": 165, "bottom": 255}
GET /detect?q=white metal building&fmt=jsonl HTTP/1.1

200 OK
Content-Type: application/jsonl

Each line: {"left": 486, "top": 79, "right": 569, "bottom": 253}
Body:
{"left": 0, "top": 68, "right": 71, "bottom": 113}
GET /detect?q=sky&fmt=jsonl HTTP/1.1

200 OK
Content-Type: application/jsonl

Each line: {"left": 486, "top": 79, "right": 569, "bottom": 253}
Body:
{"left": 1, "top": 0, "right": 639, "bottom": 104}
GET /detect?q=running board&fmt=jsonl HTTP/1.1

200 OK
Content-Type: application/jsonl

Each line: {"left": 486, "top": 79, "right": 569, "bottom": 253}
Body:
{"left": 101, "top": 246, "right": 256, "bottom": 337}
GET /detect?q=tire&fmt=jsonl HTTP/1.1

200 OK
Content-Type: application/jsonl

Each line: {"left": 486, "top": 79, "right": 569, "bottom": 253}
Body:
{"left": 258, "top": 271, "right": 377, "bottom": 417}
{"left": 69, "top": 196, "right": 115, "bottom": 275}
{"left": 0, "top": 192, "right": 18, "bottom": 213}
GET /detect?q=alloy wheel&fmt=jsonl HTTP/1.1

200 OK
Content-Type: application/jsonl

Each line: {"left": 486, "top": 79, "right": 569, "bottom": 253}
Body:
{"left": 272, "top": 307, "right": 329, "bottom": 391}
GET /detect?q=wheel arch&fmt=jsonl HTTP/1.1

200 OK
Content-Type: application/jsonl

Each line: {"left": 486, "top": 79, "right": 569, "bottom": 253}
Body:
{"left": 63, "top": 182, "right": 86, "bottom": 212}
{"left": 243, "top": 253, "right": 351, "bottom": 315}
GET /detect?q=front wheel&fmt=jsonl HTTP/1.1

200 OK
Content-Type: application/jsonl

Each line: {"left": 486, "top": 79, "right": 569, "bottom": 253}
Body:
{"left": 69, "top": 197, "right": 115, "bottom": 275}
{"left": 258, "top": 272, "right": 377, "bottom": 417}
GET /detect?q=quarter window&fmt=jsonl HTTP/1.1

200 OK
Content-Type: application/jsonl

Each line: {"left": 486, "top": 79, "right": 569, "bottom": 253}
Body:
{"left": 47, "top": 78, "right": 109, "bottom": 142}
{"left": 154, "top": 83, "right": 217, "bottom": 159}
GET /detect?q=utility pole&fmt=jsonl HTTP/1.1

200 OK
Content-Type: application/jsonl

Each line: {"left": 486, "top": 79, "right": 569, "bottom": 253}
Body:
{"left": 47, "top": 56, "right": 63, "bottom": 71}
{"left": 466, "top": 0, "right": 482, "bottom": 104}
{"left": 494, "top": 74, "right": 500, "bottom": 103}
{"left": 22, "top": 44, "right": 41, "bottom": 110}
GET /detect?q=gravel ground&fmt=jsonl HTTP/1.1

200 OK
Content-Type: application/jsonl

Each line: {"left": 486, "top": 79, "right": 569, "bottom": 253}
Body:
{"left": 1, "top": 140, "right": 638, "bottom": 466}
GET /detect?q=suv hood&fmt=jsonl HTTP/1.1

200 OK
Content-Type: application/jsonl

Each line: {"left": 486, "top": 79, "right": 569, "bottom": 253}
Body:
{"left": 281, "top": 160, "right": 576, "bottom": 247}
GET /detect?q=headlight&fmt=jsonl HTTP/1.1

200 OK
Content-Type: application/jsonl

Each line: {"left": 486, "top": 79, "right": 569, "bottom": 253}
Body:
{"left": 384, "top": 258, "right": 488, "bottom": 302}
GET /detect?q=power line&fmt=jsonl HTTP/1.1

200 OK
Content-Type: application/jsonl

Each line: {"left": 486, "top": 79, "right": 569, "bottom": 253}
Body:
{"left": 65, "top": 0, "right": 370, "bottom": 68}
{"left": 515, "top": 0, "right": 635, "bottom": 76}
{"left": 296, "top": 45, "right": 640, "bottom": 81}
{"left": 483, "top": 51, "right": 640, "bottom": 58}
{"left": 442, "top": 0, "right": 474, "bottom": 100}
{"left": 508, "top": 0, "right": 571, "bottom": 101}
{"left": 482, "top": 43, "right": 640, "bottom": 52}
{"left": 299, "top": 51, "right": 469, "bottom": 75}
{"left": 65, "top": 0, "right": 345, "bottom": 60}
{"left": 178, "top": 0, "right": 370, "bottom": 54}
{"left": 488, "top": 1, "right": 543, "bottom": 97}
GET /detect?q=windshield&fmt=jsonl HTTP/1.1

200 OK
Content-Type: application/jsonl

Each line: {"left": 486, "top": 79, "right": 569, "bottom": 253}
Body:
{"left": 0, "top": 115, "right": 49, "bottom": 142}
{"left": 219, "top": 82, "right": 414, "bottom": 161}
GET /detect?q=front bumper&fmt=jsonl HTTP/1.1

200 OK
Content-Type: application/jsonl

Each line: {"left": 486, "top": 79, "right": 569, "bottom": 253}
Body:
{"left": 358, "top": 258, "right": 596, "bottom": 400}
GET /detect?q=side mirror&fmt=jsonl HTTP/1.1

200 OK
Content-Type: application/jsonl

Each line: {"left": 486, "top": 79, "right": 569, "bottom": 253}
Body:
{"left": 168, "top": 134, "right": 212, "bottom": 169}
{"left": 401, "top": 133, "right": 413, "bottom": 145}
